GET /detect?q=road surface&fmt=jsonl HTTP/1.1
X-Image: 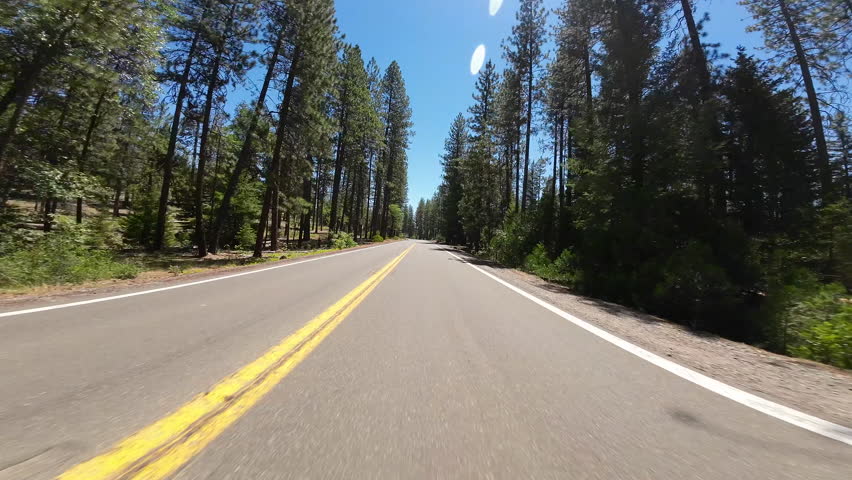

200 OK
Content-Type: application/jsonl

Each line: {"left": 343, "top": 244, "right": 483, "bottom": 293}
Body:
{"left": 0, "top": 240, "right": 849, "bottom": 479}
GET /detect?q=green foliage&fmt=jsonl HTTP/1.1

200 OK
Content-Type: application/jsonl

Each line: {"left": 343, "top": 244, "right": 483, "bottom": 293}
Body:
{"left": 331, "top": 232, "right": 357, "bottom": 250}
{"left": 371, "top": 234, "right": 384, "bottom": 243}
{"left": 88, "top": 214, "right": 124, "bottom": 250}
{"left": 652, "top": 242, "right": 738, "bottom": 330}
{"left": 523, "top": 243, "right": 575, "bottom": 284}
{"left": 123, "top": 188, "right": 179, "bottom": 249}
{"left": 487, "top": 211, "right": 539, "bottom": 266}
{"left": 236, "top": 223, "right": 256, "bottom": 251}
{"left": 814, "top": 200, "right": 852, "bottom": 288}
{"left": 777, "top": 279, "right": 852, "bottom": 369}
{"left": 0, "top": 219, "right": 140, "bottom": 289}
{"left": 388, "top": 204, "right": 404, "bottom": 236}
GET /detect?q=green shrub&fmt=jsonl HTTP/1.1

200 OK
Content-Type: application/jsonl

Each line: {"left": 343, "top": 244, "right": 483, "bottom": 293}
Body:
{"left": 783, "top": 282, "right": 852, "bottom": 368}
{"left": 88, "top": 214, "right": 124, "bottom": 250}
{"left": 0, "top": 222, "right": 141, "bottom": 289}
{"left": 522, "top": 243, "right": 575, "bottom": 284}
{"left": 123, "top": 196, "right": 179, "bottom": 249}
{"left": 371, "top": 234, "right": 384, "bottom": 243}
{"left": 331, "top": 232, "right": 357, "bottom": 249}
{"left": 236, "top": 223, "right": 256, "bottom": 250}
{"left": 487, "top": 212, "right": 538, "bottom": 266}
{"left": 523, "top": 243, "right": 551, "bottom": 274}
{"left": 651, "top": 241, "right": 737, "bottom": 330}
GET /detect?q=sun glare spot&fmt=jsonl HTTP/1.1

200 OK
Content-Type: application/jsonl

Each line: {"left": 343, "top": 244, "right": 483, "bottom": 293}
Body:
{"left": 470, "top": 45, "right": 486, "bottom": 75}
{"left": 489, "top": 0, "right": 504, "bottom": 16}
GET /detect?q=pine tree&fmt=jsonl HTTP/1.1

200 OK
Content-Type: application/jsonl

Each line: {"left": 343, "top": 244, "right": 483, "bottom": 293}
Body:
{"left": 373, "top": 61, "right": 412, "bottom": 238}
{"left": 828, "top": 112, "right": 851, "bottom": 199}
{"left": 722, "top": 50, "right": 817, "bottom": 234}
{"left": 440, "top": 114, "right": 467, "bottom": 244}
{"left": 740, "top": 0, "right": 845, "bottom": 199}
{"left": 494, "top": 68, "right": 523, "bottom": 214}
{"left": 152, "top": 0, "right": 216, "bottom": 250}
{"left": 329, "top": 44, "right": 376, "bottom": 234}
{"left": 192, "top": 0, "right": 256, "bottom": 256}
{"left": 504, "top": 0, "right": 547, "bottom": 211}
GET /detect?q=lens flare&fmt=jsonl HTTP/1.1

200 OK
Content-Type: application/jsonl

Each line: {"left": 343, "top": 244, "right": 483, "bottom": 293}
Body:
{"left": 470, "top": 44, "right": 486, "bottom": 75}
{"left": 489, "top": 0, "right": 504, "bottom": 16}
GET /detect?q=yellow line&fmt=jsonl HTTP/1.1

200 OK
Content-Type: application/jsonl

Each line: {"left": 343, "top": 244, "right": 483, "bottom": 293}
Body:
{"left": 58, "top": 244, "right": 414, "bottom": 480}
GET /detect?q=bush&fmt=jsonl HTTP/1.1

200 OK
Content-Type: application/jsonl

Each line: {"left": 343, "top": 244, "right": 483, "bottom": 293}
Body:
{"left": 88, "top": 214, "right": 124, "bottom": 250}
{"left": 523, "top": 243, "right": 575, "bottom": 284}
{"left": 236, "top": 223, "right": 256, "bottom": 251}
{"left": 651, "top": 241, "right": 738, "bottom": 331}
{"left": 371, "top": 234, "right": 384, "bottom": 243}
{"left": 487, "top": 211, "right": 539, "bottom": 266}
{"left": 331, "top": 232, "right": 357, "bottom": 250}
{"left": 0, "top": 221, "right": 140, "bottom": 289}
{"left": 123, "top": 194, "right": 179, "bottom": 249}
{"left": 783, "top": 282, "right": 852, "bottom": 369}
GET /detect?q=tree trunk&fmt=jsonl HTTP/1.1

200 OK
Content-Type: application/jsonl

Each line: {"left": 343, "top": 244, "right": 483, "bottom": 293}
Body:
{"left": 522, "top": 64, "right": 533, "bottom": 211}
{"left": 514, "top": 134, "right": 521, "bottom": 211}
{"left": 364, "top": 150, "right": 374, "bottom": 235}
{"left": 341, "top": 168, "right": 354, "bottom": 232}
{"left": 252, "top": 46, "right": 300, "bottom": 257}
{"left": 313, "top": 162, "right": 322, "bottom": 233}
{"left": 154, "top": 27, "right": 202, "bottom": 250}
{"left": 680, "top": 0, "right": 711, "bottom": 97}
{"left": 353, "top": 162, "right": 365, "bottom": 239}
{"left": 211, "top": 33, "right": 288, "bottom": 253}
{"left": 329, "top": 95, "right": 349, "bottom": 232}
{"left": 112, "top": 183, "right": 122, "bottom": 217}
{"left": 300, "top": 175, "right": 312, "bottom": 245}
{"left": 43, "top": 197, "right": 53, "bottom": 232}
{"left": 504, "top": 144, "right": 512, "bottom": 215}
{"left": 381, "top": 155, "right": 394, "bottom": 237}
{"left": 777, "top": 0, "right": 832, "bottom": 199}
{"left": 0, "top": 86, "right": 30, "bottom": 173}
{"left": 558, "top": 113, "right": 565, "bottom": 207}
{"left": 195, "top": 3, "right": 237, "bottom": 257}
{"left": 76, "top": 89, "right": 107, "bottom": 224}
{"left": 566, "top": 124, "right": 573, "bottom": 205}
{"left": 371, "top": 176, "right": 383, "bottom": 237}
{"left": 254, "top": 186, "right": 273, "bottom": 256}
{"left": 270, "top": 181, "right": 280, "bottom": 252}
{"left": 552, "top": 112, "right": 558, "bottom": 202}
{"left": 583, "top": 38, "right": 593, "bottom": 115}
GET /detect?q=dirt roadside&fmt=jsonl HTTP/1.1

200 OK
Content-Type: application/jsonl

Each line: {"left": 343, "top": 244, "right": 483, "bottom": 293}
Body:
{"left": 0, "top": 241, "right": 397, "bottom": 309}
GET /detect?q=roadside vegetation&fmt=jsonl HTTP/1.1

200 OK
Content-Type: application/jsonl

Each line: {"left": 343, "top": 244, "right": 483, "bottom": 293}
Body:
{"left": 0, "top": 209, "right": 388, "bottom": 293}
{"left": 0, "top": 1, "right": 415, "bottom": 290}
{"left": 416, "top": 0, "right": 852, "bottom": 368}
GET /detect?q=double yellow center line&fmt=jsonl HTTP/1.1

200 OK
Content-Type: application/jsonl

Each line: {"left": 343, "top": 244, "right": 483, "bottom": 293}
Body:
{"left": 59, "top": 244, "right": 414, "bottom": 480}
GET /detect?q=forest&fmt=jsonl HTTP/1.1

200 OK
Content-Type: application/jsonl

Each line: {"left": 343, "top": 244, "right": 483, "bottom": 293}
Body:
{"left": 418, "top": 0, "right": 852, "bottom": 368}
{"left": 0, "top": 0, "right": 415, "bottom": 287}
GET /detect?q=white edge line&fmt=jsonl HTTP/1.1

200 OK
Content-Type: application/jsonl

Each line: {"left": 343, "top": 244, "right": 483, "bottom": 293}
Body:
{"left": 0, "top": 243, "right": 398, "bottom": 318}
{"left": 446, "top": 250, "right": 852, "bottom": 447}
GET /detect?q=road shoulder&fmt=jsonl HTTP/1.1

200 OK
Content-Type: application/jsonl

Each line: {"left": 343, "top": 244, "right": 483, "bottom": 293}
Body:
{"left": 449, "top": 248, "right": 852, "bottom": 428}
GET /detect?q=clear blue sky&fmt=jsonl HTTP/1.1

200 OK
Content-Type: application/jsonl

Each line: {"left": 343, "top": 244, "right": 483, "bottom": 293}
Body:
{"left": 335, "top": 0, "right": 765, "bottom": 205}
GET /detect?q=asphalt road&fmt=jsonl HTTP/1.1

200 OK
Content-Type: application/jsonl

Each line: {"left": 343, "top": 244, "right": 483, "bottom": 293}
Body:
{"left": 0, "top": 240, "right": 849, "bottom": 479}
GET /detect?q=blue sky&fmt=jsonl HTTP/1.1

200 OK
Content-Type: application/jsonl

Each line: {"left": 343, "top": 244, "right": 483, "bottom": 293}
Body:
{"left": 335, "top": 0, "right": 766, "bottom": 205}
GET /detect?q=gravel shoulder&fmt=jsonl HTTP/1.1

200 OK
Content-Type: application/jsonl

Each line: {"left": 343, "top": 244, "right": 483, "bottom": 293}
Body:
{"left": 461, "top": 252, "right": 852, "bottom": 428}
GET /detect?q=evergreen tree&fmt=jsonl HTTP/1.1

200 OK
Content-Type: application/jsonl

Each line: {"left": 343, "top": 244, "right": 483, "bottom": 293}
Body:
{"left": 373, "top": 61, "right": 412, "bottom": 238}
{"left": 440, "top": 114, "right": 467, "bottom": 245}
{"left": 741, "top": 0, "right": 845, "bottom": 199}
{"left": 504, "top": 0, "right": 547, "bottom": 211}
